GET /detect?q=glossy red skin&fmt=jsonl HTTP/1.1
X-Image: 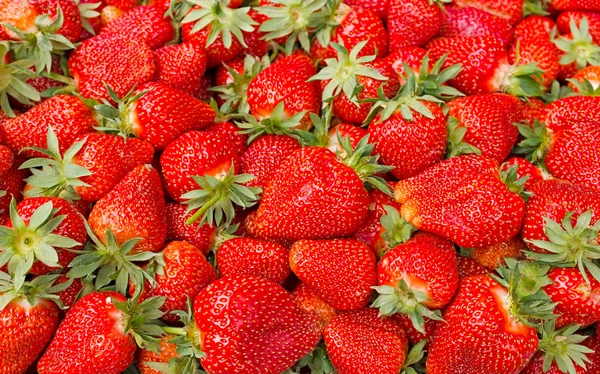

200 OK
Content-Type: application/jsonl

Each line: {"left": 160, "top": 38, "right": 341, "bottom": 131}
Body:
{"left": 558, "top": 11, "right": 600, "bottom": 43}
{"left": 217, "top": 237, "right": 290, "bottom": 283}
{"left": 500, "top": 157, "right": 544, "bottom": 190}
{"left": 247, "top": 52, "right": 320, "bottom": 130}
{"left": 0, "top": 158, "right": 26, "bottom": 212}
{"left": 453, "top": 0, "right": 523, "bottom": 25}
{"left": 240, "top": 135, "right": 301, "bottom": 190}
{"left": 135, "top": 334, "right": 179, "bottom": 374}
{"left": 310, "top": 7, "right": 388, "bottom": 63}
{"left": 136, "top": 241, "right": 216, "bottom": 323}
{"left": 394, "top": 155, "right": 525, "bottom": 249}
{"left": 393, "top": 313, "right": 441, "bottom": 349}
{"left": 88, "top": 165, "right": 167, "bottom": 253}
{"left": 0, "top": 145, "right": 13, "bottom": 175}
{"left": 99, "top": 6, "right": 174, "bottom": 49}
{"left": 514, "top": 15, "right": 556, "bottom": 40}
{"left": 378, "top": 232, "right": 459, "bottom": 309}
{"left": 76, "top": 0, "right": 103, "bottom": 41}
{"left": 153, "top": 42, "right": 208, "bottom": 97}
{"left": 213, "top": 56, "right": 246, "bottom": 109}
{"left": 11, "top": 197, "right": 87, "bottom": 275}
{"left": 369, "top": 102, "right": 446, "bottom": 180}
{"left": 427, "top": 275, "right": 538, "bottom": 374}
{"left": 570, "top": 66, "right": 600, "bottom": 90}
{"left": 1, "top": 95, "right": 96, "bottom": 158}
{"left": 344, "top": 0, "right": 389, "bottom": 21}
{"left": 290, "top": 239, "right": 377, "bottom": 311}
{"left": 544, "top": 267, "right": 600, "bottom": 328}
{"left": 0, "top": 0, "right": 82, "bottom": 42}
{"left": 439, "top": 6, "right": 514, "bottom": 47}
{"left": 105, "top": 0, "right": 137, "bottom": 11}
{"left": 291, "top": 282, "right": 337, "bottom": 327}
{"left": 508, "top": 36, "right": 559, "bottom": 89}
{"left": 54, "top": 274, "right": 83, "bottom": 311}
{"left": 160, "top": 130, "right": 241, "bottom": 202}
{"left": 551, "top": 0, "right": 600, "bottom": 11}
{"left": 448, "top": 93, "right": 523, "bottom": 163}
{"left": 583, "top": 333, "right": 600, "bottom": 372}
{"left": 426, "top": 36, "right": 508, "bottom": 96}
{"left": 244, "top": 147, "right": 370, "bottom": 241}
{"left": 38, "top": 291, "right": 136, "bottom": 374}
{"left": 130, "top": 82, "right": 216, "bottom": 150}
{"left": 327, "top": 59, "right": 400, "bottom": 125}
{"left": 383, "top": 46, "right": 429, "bottom": 81}
{"left": 165, "top": 202, "right": 216, "bottom": 255}
{"left": 387, "top": 0, "right": 442, "bottom": 49}
{"left": 457, "top": 254, "right": 489, "bottom": 279}
{"left": 193, "top": 275, "right": 322, "bottom": 374}
{"left": 541, "top": 96, "right": 600, "bottom": 135}
{"left": 324, "top": 308, "right": 408, "bottom": 374}
{"left": 522, "top": 179, "right": 600, "bottom": 253}
{"left": 205, "top": 121, "right": 248, "bottom": 155}
{"left": 69, "top": 33, "right": 156, "bottom": 103}
{"left": 521, "top": 97, "right": 547, "bottom": 124}
{"left": 0, "top": 297, "right": 60, "bottom": 374}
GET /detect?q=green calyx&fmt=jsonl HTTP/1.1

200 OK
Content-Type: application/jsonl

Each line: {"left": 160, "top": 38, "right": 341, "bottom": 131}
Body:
{"left": 412, "top": 53, "right": 464, "bottom": 102}
{"left": 236, "top": 101, "right": 306, "bottom": 143}
{"left": 401, "top": 339, "right": 428, "bottom": 374}
{"left": 567, "top": 78, "right": 600, "bottom": 96}
{"left": 542, "top": 80, "right": 575, "bottom": 103}
{"left": 523, "top": 0, "right": 550, "bottom": 16}
{"left": 525, "top": 210, "right": 600, "bottom": 283}
{"left": 257, "top": 0, "right": 330, "bottom": 55}
{"left": 378, "top": 205, "right": 416, "bottom": 255}
{"left": 181, "top": 0, "right": 257, "bottom": 49}
{"left": 372, "top": 279, "right": 444, "bottom": 334}
{"left": 285, "top": 342, "right": 335, "bottom": 374}
{"left": 492, "top": 258, "right": 557, "bottom": 326}
{"left": 0, "top": 199, "right": 80, "bottom": 292}
{"left": 293, "top": 107, "right": 333, "bottom": 147}
{"left": 74, "top": 0, "right": 101, "bottom": 36}
{"left": 67, "top": 223, "right": 159, "bottom": 296}
{"left": 112, "top": 293, "right": 166, "bottom": 352}
{"left": 182, "top": 164, "right": 262, "bottom": 228}
{"left": 308, "top": 41, "right": 388, "bottom": 106}
{"left": 93, "top": 83, "right": 146, "bottom": 138}
{"left": 20, "top": 125, "right": 91, "bottom": 201}
{"left": 0, "top": 42, "right": 41, "bottom": 117}
{"left": 553, "top": 17, "right": 600, "bottom": 70}
{"left": 445, "top": 115, "right": 482, "bottom": 159}
{"left": 337, "top": 134, "right": 394, "bottom": 195}
{"left": 0, "top": 271, "right": 73, "bottom": 310}
{"left": 511, "top": 119, "right": 551, "bottom": 163}
{"left": 500, "top": 164, "right": 532, "bottom": 201}
{"left": 3, "top": 5, "right": 77, "bottom": 74}
{"left": 537, "top": 321, "right": 594, "bottom": 374}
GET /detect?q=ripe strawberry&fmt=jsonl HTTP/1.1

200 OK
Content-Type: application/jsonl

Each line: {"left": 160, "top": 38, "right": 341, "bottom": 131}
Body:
{"left": 373, "top": 232, "right": 459, "bottom": 332}
{"left": 68, "top": 32, "right": 156, "bottom": 102}
{"left": 446, "top": 93, "right": 523, "bottom": 163}
{"left": 383, "top": 46, "right": 430, "bottom": 82}
{"left": 541, "top": 96, "right": 600, "bottom": 133}
{"left": 386, "top": 0, "right": 444, "bottom": 49}
{"left": 244, "top": 137, "right": 392, "bottom": 241}
{"left": 324, "top": 308, "right": 408, "bottom": 374}
{"left": 53, "top": 273, "right": 84, "bottom": 310}
{"left": 0, "top": 94, "right": 96, "bottom": 158}
{"left": 0, "top": 158, "right": 26, "bottom": 213}
{"left": 153, "top": 42, "right": 208, "bottom": 97}
{"left": 212, "top": 54, "right": 264, "bottom": 114}
{"left": 439, "top": 6, "right": 514, "bottom": 47}
{"left": 514, "top": 15, "right": 556, "bottom": 40}
{"left": 217, "top": 237, "right": 291, "bottom": 284}
{"left": 135, "top": 333, "right": 180, "bottom": 374}
{"left": 551, "top": 0, "right": 600, "bottom": 11}
{"left": 37, "top": 291, "right": 166, "bottom": 373}
{"left": 343, "top": 0, "right": 388, "bottom": 21}
{"left": 289, "top": 239, "right": 377, "bottom": 311}
{"left": 205, "top": 121, "right": 248, "bottom": 155}
{"left": 470, "top": 236, "right": 527, "bottom": 270}
{"left": 193, "top": 275, "right": 322, "bottom": 374}
{"left": 394, "top": 154, "right": 525, "bottom": 249}
{"left": 241, "top": 8, "right": 270, "bottom": 57}
{"left": 509, "top": 34, "right": 560, "bottom": 90}
{"left": 292, "top": 282, "right": 337, "bottom": 327}
{"left": 453, "top": 0, "right": 523, "bottom": 25}
{"left": 99, "top": 5, "right": 174, "bottom": 49}
{"left": 557, "top": 11, "right": 600, "bottom": 43}
{"left": 500, "top": 157, "right": 545, "bottom": 190}
{"left": 553, "top": 18, "right": 600, "bottom": 80}
{"left": 88, "top": 164, "right": 167, "bottom": 253}
{"left": 569, "top": 65, "right": 600, "bottom": 93}
{"left": 0, "top": 145, "right": 12, "bottom": 175}
{"left": 165, "top": 202, "right": 216, "bottom": 255}
{"left": 457, "top": 254, "right": 489, "bottom": 278}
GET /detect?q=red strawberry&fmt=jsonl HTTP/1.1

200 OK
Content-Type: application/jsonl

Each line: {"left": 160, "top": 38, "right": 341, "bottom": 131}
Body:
{"left": 135, "top": 333, "right": 180, "bottom": 374}
{"left": 553, "top": 17, "right": 600, "bottom": 80}
{"left": 289, "top": 239, "right": 377, "bottom": 311}
{"left": 509, "top": 34, "right": 560, "bottom": 90}
{"left": 521, "top": 97, "right": 547, "bottom": 124}
{"left": 324, "top": 308, "right": 409, "bottom": 374}
{"left": 53, "top": 273, "right": 84, "bottom": 310}
{"left": 551, "top": 0, "right": 600, "bottom": 11}
{"left": 153, "top": 42, "right": 208, "bottom": 97}
{"left": 193, "top": 275, "right": 322, "bottom": 374}
{"left": 212, "top": 54, "right": 264, "bottom": 114}
{"left": 0, "top": 145, "right": 13, "bottom": 176}
{"left": 99, "top": 5, "right": 174, "bottom": 49}
{"left": 557, "top": 11, "right": 600, "bottom": 43}
{"left": 386, "top": 0, "right": 443, "bottom": 49}
{"left": 457, "top": 254, "right": 489, "bottom": 278}
{"left": 393, "top": 313, "right": 441, "bottom": 348}
{"left": 541, "top": 96, "right": 600, "bottom": 133}
{"left": 205, "top": 121, "right": 248, "bottom": 155}
{"left": 165, "top": 202, "right": 216, "bottom": 255}
{"left": 470, "top": 236, "right": 527, "bottom": 270}
{"left": 373, "top": 232, "right": 459, "bottom": 331}
{"left": 343, "top": 0, "right": 388, "bottom": 21}
{"left": 394, "top": 154, "right": 525, "bottom": 249}
{"left": 88, "top": 164, "right": 167, "bottom": 253}
{"left": 453, "top": 0, "right": 523, "bottom": 25}
{"left": 383, "top": 46, "right": 430, "bottom": 82}
{"left": 0, "top": 158, "right": 26, "bottom": 213}
{"left": 217, "top": 237, "right": 291, "bottom": 284}
{"left": 68, "top": 32, "right": 156, "bottom": 102}
{"left": 37, "top": 291, "right": 165, "bottom": 373}
{"left": 439, "top": 6, "right": 514, "bottom": 47}
{"left": 514, "top": 15, "right": 556, "bottom": 40}
{"left": 500, "top": 157, "right": 545, "bottom": 190}
{"left": 0, "top": 95, "right": 96, "bottom": 158}
{"left": 569, "top": 65, "right": 600, "bottom": 93}
{"left": 292, "top": 282, "right": 337, "bottom": 327}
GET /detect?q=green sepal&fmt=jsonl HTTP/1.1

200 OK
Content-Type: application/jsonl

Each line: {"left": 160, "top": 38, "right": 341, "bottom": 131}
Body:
{"left": 552, "top": 17, "right": 600, "bottom": 70}
{"left": 567, "top": 78, "right": 600, "bottom": 96}
{"left": 235, "top": 101, "right": 306, "bottom": 143}
{"left": 181, "top": 0, "right": 257, "bottom": 49}
{"left": 293, "top": 107, "right": 332, "bottom": 147}
{"left": 287, "top": 342, "right": 335, "bottom": 374}
{"left": 502, "top": 61, "right": 545, "bottom": 98}
{"left": 112, "top": 293, "right": 166, "bottom": 352}
{"left": 541, "top": 80, "right": 574, "bottom": 103}
{"left": 537, "top": 320, "right": 594, "bottom": 374}
{"left": 74, "top": 0, "right": 101, "bottom": 36}
{"left": 401, "top": 339, "right": 428, "bottom": 374}
{"left": 0, "top": 42, "right": 41, "bottom": 117}
{"left": 445, "top": 115, "right": 482, "bottom": 159}
{"left": 0, "top": 271, "right": 73, "bottom": 310}
{"left": 182, "top": 164, "right": 262, "bottom": 228}
{"left": 511, "top": 119, "right": 551, "bottom": 163}
{"left": 500, "top": 164, "right": 532, "bottom": 201}
{"left": 378, "top": 205, "right": 416, "bottom": 255}
{"left": 93, "top": 83, "right": 146, "bottom": 138}
{"left": 372, "top": 280, "right": 444, "bottom": 334}
{"left": 523, "top": 0, "right": 550, "bottom": 16}
{"left": 413, "top": 53, "right": 464, "bottom": 101}
{"left": 525, "top": 210, "right": 600, "bottom": 284}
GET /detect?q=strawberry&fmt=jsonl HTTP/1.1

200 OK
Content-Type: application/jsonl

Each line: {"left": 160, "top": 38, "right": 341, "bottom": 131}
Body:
{"left": 0, "top": 94, "right": 96, "bottom": 158}
{"left": 68, "top": 32, "right": 156, "bottom": 102}
{"left": 323, "top": 308, "right": 409, "bottom": 374}
{"left": 394, "top": 154, "right": 525, "bottom": 249}
{"left": 439, "top": 6, "right": 514, "bottom": 47}
{"left": 0, "top": 45, "right": 42, "bottom": 117}
{"left": 165, "top": 202, "right": 216, "bottom": 255}
{"left": 94, "top": 82, "right": 216, "bottom": 150}
{"left": 0, "top": 145, "right": 13, "bottom": 175}
{"left": 153, "top": 42, "right": 208, "bottom": 97}
{"left": 386, "top": 0, "right": 445, "bottom": 49}
{"left": 553, "top": 17, "right": 600, "bottom": 80}
{"left": 470, "top": 236, "right": 527, "bottom": 270}
{"left": 292, "top": 282, "right": 337, "bottom": 326}
{"left": 500, "top": 157, "right": 545, "bottom": 190}
{"left": 557, "top": 11, "right": 600, "bottom": 43}
{"left": 99, "top": 5, "right": 174, "bottom": 49}
{"left": 75, "top": 0, "right": 103, "bottom": 41}
{"left": 457, "top": 254, "right": 489, "bottom": 278}
{"left": 53, "top": 273, "right": 84, "bottom": 310}
{"left": 569, "top": 65, "right": 600, "bottom": 93}
{"left": 193, "top": 275, "right": 322, "bottom": 374}
{"left": 453, "top": 0, "right": 523, "bottom": 25}
{"left": 241, "top": 8, "right": 270, "bottom": 57}
{"left": 135, "top": 333, "right": 180, "bottom": 374}
{"left": 212, "top": 54, "right": 265, "bottom": 114}
{"left": 514, "top": 15, "right": 556, "bottom": 40}
{"left": 0, "top": 158, "right": 26, "bottom": 214}
{"left": 509, "top": 32, "right": 560, "bottom": 90}
{"left": 541, "top": 96, "right": 600, "bottom": 133}
{"left": 217, "top": 236, "right": 291, "bottom": 284}
{"left": 289, "top": 239, "right": 377, "bottom": 311}
{"left": 383, "top": 46, "right": 430, "bottom": 82}
{"left": 446, "top": 93, "right": 523, "bottom": 163}
{"left": 373, "top": 232, "right": 459, "bottom": 332}
{"left": 244, "top": 137, "right": 392, "bottom": 241}
{"left": 205, "top": 121, "right": 248, "bottom": 155}
{"left": 551, "top": 0, "right": 600, "bottom": 11}
{"left": 343, "top": 0, "right": 388, "bottom": 21}
{"left": 37, "top": 291, "right": 166, "bottom": 373}
{"left": 88, "top": 164, "right": 167, "bottom": 253}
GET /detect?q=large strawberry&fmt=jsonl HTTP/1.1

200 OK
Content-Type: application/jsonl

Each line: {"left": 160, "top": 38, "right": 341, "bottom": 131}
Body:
{"left": 153, "top": 42, "right": 208, "bottom": 98}
{"left": 99, "top": 5, "right": 174, "bottom": 49}
{"left": 386, "top": 0, "right": 446, "bottom": 49}
{"left": 439, "top": 6, "right": 514, "bottom": 47}
{"left": 193, "top": 275, "right": 322, "bottom": 374}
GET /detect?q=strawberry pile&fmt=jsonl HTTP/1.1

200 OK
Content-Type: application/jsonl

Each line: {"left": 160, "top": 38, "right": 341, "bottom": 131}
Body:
{"left": 2, "top": 0, "right": 600, "bottom": 373}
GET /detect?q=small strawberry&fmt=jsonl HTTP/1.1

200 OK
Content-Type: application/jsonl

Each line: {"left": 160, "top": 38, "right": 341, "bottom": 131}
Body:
{"left": 135, "top": 333, "right": 180, "bottom": 374}
{"left": 439, "top": 6, "right": 514, "bottom": 47}
{"left": 386, "top": 0, "right": 446, "bottom": 49}
{"left": 99, "top": 5, "right": 174, "bottom": 49}
{"left": 500, "top": 157, "right": 545, "bottom": 190}
{"left": 509, "top": 33, "right": 560, "bottom": 90}
{"left": 205, "top": 120, "right": 248, "bottom": 155}
{"left": 470, "top": 236, "right": 527, "bottom": 270}
{"left": 383, "top": 46, "right": 430, "bottom": 82}
{"left": 0, "top": 157, "right": 26, "bottom": 214}
{"left": 514, "top": 15, "right": 556, "bottom": 40}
